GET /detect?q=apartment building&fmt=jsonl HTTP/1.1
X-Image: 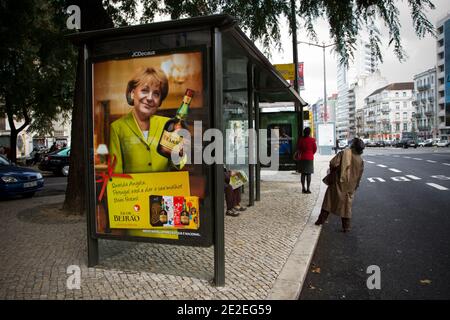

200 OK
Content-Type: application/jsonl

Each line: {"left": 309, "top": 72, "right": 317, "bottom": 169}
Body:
{"left": 437, "top": 14, "right": 450, "bottom": 140}
{"left": 413, "top": 67, "right": 438, "bottom": 140}
{"left": 362, "top": 83, "right": 415, "bottom": 141}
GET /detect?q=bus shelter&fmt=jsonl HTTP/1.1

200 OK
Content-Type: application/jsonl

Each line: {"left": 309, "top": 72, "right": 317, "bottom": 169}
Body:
{"left": 69, "top": 14, "right": 307, "bottom": 286}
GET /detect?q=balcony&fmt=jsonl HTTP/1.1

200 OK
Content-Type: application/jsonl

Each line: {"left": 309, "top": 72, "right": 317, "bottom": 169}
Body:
{"left": 417, "top": 84, "right": 431, "bottom": 91}
{"left": 418, "top": 125, "right": 431, "bottom": 132}
{"left": 413, "top": 113, "right": 422, "bottom": 119}
{"left": 425, "top": 110, "right": 434, "bottom": 117}
{"left": 428, "top": 96, "right": 434, "bottom": 103}
{"left": 412, "top": 100, "right": 418, "bottom": 106}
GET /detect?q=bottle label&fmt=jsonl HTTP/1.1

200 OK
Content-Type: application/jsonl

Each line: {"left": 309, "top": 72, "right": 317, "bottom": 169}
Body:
{"left": 160, "top": 130, "right": 183, "bottom": 152}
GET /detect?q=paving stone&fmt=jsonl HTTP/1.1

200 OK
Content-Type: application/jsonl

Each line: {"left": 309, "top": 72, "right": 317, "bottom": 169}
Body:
{"left": 0, "top": 157, "right": 331, "bottom": 299}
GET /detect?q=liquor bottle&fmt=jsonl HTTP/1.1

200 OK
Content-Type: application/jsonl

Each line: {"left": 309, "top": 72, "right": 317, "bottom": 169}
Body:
{"left": 180, "top": 198, "right": 190, "bottom": 226}
{"left": 149, "top": 195, "right": 163, "bottom": 227}
{"left": 157, "top": 88, "right": 194, "bottom": 158}
{"left": 159, "top": 197, "right": 168, "bottom": 225}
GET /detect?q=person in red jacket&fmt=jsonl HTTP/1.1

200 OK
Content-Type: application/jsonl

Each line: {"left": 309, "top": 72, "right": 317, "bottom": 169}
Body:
{"left": 295, "top": 127, "right": 317, "bottom": 193}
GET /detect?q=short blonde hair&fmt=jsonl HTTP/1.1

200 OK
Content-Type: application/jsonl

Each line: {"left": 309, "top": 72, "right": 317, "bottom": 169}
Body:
{"left": 126, "top": 67, "right": 169, "bottom": 106}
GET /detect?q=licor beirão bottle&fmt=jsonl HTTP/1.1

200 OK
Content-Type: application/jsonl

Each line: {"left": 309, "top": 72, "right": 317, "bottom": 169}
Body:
{"left": 157, "top": 88, "right": 194, "bottom": 158}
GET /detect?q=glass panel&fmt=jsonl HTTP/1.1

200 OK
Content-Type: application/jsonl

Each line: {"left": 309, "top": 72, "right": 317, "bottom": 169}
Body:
{"left": 222, "top": 33, "right": 249, "bottom": 178}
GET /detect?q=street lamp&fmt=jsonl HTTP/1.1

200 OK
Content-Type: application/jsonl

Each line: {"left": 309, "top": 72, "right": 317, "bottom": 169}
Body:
{"left": 297, "top": 41, "right": 335, "bottom": 123}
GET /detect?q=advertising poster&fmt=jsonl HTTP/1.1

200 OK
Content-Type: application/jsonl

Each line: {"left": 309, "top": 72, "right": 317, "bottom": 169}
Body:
{"left": 298, "top": 62, "right": 304, "bottom": 90}
{"left": 267, "top": 123, "right": 293, "bottom": 157}
{"left": 92, "top": 49, "right": 209, "bottom": 243}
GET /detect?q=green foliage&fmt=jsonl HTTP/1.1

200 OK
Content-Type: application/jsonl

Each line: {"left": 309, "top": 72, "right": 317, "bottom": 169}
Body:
{"left": 0, "top": 0, "right": 76, "bottom": 134}
{"left": 102, "top": 0, "right": 436, "bottom": 66}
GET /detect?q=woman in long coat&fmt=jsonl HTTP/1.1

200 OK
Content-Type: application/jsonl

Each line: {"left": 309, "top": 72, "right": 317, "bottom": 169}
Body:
{"left": 315, "top": 138, "right": 365, "bottom": 232}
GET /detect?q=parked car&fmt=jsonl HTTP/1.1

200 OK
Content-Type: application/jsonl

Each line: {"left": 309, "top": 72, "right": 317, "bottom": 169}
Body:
{"left": 436, "top": 140, "right": 450, "bottom": 147}
{"left": 366, "top": 140, "right": 378, "bottom": 147}
{"left": 395, "top": 139, "right": 418, "bottom": 148}
{"left": 0, "top": 155, "right": 44, "bottom": 198}
{"left": 38, "top": 147, "right": 70, "bottom": 176}
{"left": 418, "top": 139, "right": 433, "bottom": 147}
{"left": 376, "top": 140, "right": 386, "bottom": 147}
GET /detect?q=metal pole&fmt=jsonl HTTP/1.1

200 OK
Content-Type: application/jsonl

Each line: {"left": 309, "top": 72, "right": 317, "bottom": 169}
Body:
{"left": 84, "top": 43, "right": 99, "bottom": 267}
{"left": 291, "top": 0, "right": 303, "bottom": 137}
{"left": 247, "top": 62, "right": 254, "bottom": 207}
{"left": 213, "top": 27, "right": 225, "bottom": 287}
{"left": 323, "top": 43, "right": 327, "bottom": 123}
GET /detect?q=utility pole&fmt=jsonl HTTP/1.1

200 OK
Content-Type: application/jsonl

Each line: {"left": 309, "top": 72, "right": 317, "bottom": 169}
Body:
{"left": 297, "top": 41, "right": 335, "bottom": 124}
{"left": 291, "top": 0, "right": 303, "bottom": 136}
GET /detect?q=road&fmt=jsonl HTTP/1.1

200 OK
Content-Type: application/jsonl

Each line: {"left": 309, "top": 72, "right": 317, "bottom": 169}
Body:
{"left": 36, "top": 175, "right": 67, "bottom": 198}
{"left": 300, "top": 147, "right": 450, "bottom": 300}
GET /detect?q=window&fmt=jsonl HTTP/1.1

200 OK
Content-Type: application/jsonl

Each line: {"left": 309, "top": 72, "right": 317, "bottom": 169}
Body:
{"left": 395, "top": 92, "right": 399, "bottom": 98}
{"left": 403, "top": 123, "right": 407, "bottom": 131}
{"left": 403, "top": 92, "right": 406, "bottom": 97}
{"left": 396, "top": 103, "right": 400, "bottom": 110}
{"left": 431, "top": 75, "right": 434, "bottom": 84}
{"left": 403, "top": 112, "right": 407, "bottom": 119}
{"left": 395, "top": 113, "right": 400, "bottom": 120}
{"left": 396, "top": 123, "right": 400, "bottom": 131}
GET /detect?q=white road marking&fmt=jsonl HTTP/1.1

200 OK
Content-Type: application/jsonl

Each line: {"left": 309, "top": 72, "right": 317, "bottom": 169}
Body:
{"left": 393, "top": 155, "right": 400, "bottom": 157}
{"left": 443, "top": 163, "right": 450, "bottom": 166}
{"left": 389, "top": 168, "right": 402, "bottom": 173}
{"left": 405, "top": 175, "right": 421, "bottom": 180}
{"left": 391, "top": 176, "right": 411, "bottom": 181}
{"left": 377, "top": 164, "right": 387, "bottom": 168}
{"left": 404, "top": 156, "right": 411, "bottom": 159}
{"left": 367, "top": 177, "right": 385, "bottom": 182}
{"left": 413, "top": 158, "right": 422, "bottom": 160}
{"left": 366, "top": 161, "right": 375, "bottom": 164}
{"left": 426, "top": 183, "right": 449, "bottom": 191}
{"left": 427, "top": 160, "right": 437, "bottom": 163}
{"left": 431, "top": 175, "right": 450, "bottom": 180}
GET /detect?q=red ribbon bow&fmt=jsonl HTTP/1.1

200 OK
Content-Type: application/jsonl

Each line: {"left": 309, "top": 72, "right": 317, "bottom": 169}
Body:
{"left": 95, "top": 154, "right": 132, "bottom": 202}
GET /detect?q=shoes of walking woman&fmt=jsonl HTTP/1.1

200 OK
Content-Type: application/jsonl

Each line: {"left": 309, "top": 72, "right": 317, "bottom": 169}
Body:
{"left": 226, "top": 209, "right": 239, "bottom": 217}
{"left": 234, "top": 205, "right": 247, "bottom": 212}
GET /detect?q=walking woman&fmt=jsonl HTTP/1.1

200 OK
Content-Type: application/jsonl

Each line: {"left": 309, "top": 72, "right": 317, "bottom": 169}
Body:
{"left": 315, "top": 137, "right": 365, "bottom": 232}
{"left": 295, "top": 127, "right": 317, "bottom": 193}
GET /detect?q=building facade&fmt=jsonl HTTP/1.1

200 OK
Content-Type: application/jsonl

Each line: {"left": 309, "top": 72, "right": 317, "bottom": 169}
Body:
{"left": 362, "top": 82, "right": 415, "bottom": 141}
{"left": 437, "top": 14, "right": 450, "bottom": 140}
{"left": 336, "top": 37, "right": 379, "bottom": 140}
{"left": 413, "top": 67, "right": 437, "bottom": 140}
{"left": 0, "top": 113, "right": 71, "bottom": 159}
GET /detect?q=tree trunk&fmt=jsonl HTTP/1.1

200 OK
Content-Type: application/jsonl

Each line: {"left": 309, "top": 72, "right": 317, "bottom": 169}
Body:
{"left": 62, "top": 0, "right": 114, "bottom": 215}
{"left": 5, "top": 98, "right": 30, "bottom": 163}
{"left": 62, "top": 47, "right": 85, "bottom": 214}
{"left": 9, "top": 128, "right": 17, "bottom": 163}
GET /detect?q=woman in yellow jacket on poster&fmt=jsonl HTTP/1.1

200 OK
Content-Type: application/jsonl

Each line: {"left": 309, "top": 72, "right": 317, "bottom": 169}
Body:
{"left": 109, "top": 67, "right": 184, "bottom": 174}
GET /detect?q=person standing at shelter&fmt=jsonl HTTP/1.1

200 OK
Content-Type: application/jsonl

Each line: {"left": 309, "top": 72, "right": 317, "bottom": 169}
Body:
{"left": 315, "top": 137, "right": 365, "bottom": 232}
{"left": 295, "top": 127, "right": 317, "bottom": 194}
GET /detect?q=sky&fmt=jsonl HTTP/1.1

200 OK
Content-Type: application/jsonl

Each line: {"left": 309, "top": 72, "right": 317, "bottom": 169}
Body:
{"left": 266, "top": 0, "right": 450, "bottom": 105}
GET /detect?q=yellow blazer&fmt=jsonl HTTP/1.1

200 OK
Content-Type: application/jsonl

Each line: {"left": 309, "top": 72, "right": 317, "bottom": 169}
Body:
{"left": 109, "top": 111, "right": 171, "bottom": 174}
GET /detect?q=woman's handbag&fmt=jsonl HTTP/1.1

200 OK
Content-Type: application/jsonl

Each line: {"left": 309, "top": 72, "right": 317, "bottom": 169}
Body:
{"left": 293, "top": 151, "right": 300, "bottom": 161}
{"left": 322, "top": 167, "right": 339, "bottom": 185}
{"left": 322, "top": 169, "right": 332, "bottom": 185}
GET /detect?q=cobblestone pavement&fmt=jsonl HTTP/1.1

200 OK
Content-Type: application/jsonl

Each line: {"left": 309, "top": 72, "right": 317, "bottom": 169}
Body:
{"left": 0, "top": 156, "right": 331, "bottom": 300}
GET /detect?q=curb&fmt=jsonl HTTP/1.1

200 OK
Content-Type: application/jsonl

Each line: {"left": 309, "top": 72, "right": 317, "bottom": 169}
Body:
{"left": 267, "top": 163, "right": 328, "bottom": 300}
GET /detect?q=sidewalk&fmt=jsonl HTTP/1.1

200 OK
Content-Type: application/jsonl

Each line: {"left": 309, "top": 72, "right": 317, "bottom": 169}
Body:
{"left": 0, "top": 155, "right": 332, "bottom": 300}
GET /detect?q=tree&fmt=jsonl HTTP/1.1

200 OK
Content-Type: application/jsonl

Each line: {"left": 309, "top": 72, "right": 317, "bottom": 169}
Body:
{"left": 62, "top": 0, "right": 435, "bottom": 214}
{"left": 0, "top": 0, "right": 76, "bottom": 162}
